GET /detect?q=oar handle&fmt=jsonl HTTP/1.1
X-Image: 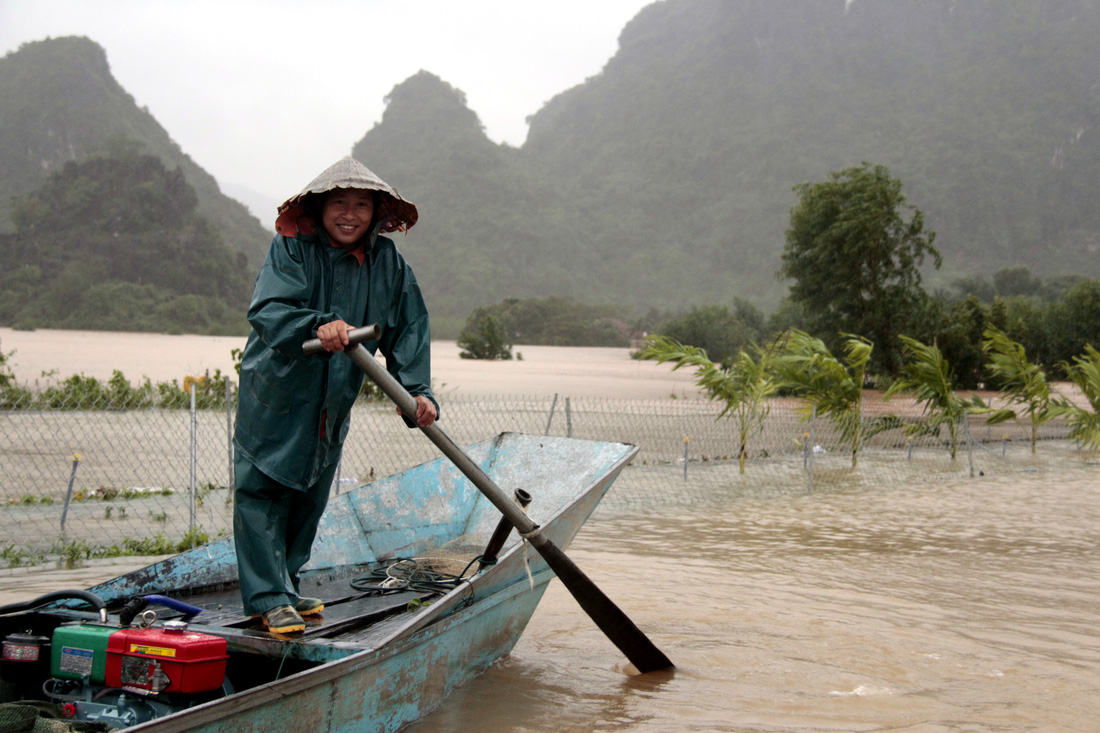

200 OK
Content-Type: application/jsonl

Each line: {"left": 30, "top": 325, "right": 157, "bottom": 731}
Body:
{"left": 302, "top": 324, "right": 381, "bottom": 356}
{"left": 328, "top": 338, "right": 674, "bottom": 673}
{"left": 342, "top": 343, "right": 541, "bottom": 534}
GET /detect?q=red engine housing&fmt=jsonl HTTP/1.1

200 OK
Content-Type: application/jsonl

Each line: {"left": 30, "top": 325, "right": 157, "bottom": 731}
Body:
{"left": 105, "top": 622, "right": 227, "bottom": 694}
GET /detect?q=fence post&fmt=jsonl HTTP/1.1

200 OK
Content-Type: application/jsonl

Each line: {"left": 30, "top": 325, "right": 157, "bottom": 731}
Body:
{"left": 226, "top": 376, "right": 234, "bottom": 495}
{"left": 683, "top": 437, "right": 689, "bottom": 480}
{"left": 806, "top": 405, "right": 816, "bottom": 493}
{"left": 965, "top": 417, "right": 975, "bottom": 478}
{"left": 565, "top": 397, "right": 573, "bottom": 438}
{"left": 190, "top": 382, "right": 197, "bottom": 533}
{"left": 60, "top": 453, "right": 82, "bottom": 531}
{"left": 544, "top": 393, "right": 558, "bottom": 435}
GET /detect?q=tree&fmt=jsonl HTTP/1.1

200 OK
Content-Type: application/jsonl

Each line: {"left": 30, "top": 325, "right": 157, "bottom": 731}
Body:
{"left": 993, "top": 265, "right": 1042, "bottom": 298}
{"left": 655, "top": 299, "right": 765, "bottom": 366}
{"left": 1056, "top": 345, "right": 1100, "bottom": 449}
{"left": 885, "top": 335, "right": 983, "bottom": 460}
{"left": 639, "top": 335, "right": 777, "bottom": 474}
{"left": 770, "top": 330, "right": 898, "bottom": 468}
{"left": 778, "top": 163, "right": 941, "bottom": 376}
{"left": 913, "top": 294, "right": 990, "bottom": 389}
{"left": 975, "top": 327, "right": 1061, "bottom": 453}
{"left": 457, "top": 313, "right": 513, "bottom": 360}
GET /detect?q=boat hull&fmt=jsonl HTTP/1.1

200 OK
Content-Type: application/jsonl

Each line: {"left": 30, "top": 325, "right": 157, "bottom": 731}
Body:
{"left": 3, "top": 433, "right": 638, "bottom": 731}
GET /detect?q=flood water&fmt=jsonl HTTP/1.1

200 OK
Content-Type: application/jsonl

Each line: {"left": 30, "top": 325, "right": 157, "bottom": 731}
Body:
{"left": 410, "top": 464, "right": 1100, "bottom": 732}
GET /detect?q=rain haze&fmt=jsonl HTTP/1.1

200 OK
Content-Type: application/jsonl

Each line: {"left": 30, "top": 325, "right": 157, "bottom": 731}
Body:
{"left": 0, "top": 0, "right": 654, "bottom": 216}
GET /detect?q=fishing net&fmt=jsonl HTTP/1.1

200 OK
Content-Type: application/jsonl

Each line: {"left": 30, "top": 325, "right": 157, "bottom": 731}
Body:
{"left": 0, "top": 701, "right": 105, "bottom": 732}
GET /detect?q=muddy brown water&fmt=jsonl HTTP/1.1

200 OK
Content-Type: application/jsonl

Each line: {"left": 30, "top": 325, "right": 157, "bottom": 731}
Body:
{"left": 7, "top": 462, "right": 1095, "bottom": 732}
{"left": 3, "top": 330, "right": 1099, "bottom": 730}
{"left": 408, "top": 463, "right": 1100, "bottom": 732}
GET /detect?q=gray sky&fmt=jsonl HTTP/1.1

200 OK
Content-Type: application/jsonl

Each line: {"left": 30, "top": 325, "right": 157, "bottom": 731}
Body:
{"left": 0, "top": 0, "right": 654, "bottom": 209}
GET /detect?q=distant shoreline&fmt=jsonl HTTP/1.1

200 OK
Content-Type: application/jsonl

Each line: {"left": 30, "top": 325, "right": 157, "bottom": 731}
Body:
{"left": 0, "top": 327, "right": 703, "bottom": 401}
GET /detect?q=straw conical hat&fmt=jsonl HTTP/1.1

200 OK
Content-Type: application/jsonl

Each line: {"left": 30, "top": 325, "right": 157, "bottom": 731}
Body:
{"left": 275, "top": 156, "right": 418, "bottom": 237}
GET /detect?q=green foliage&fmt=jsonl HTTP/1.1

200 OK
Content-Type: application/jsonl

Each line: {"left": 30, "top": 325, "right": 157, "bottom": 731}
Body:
{"left": 639, "top": 334, "right": 776, "bottom": 473}
{"left": 351, "top": 2, "right": 1100, "bottom": 331}
{"left": 885, "top": 335, "right": 984, "bottom": 459}
{"left": 458, "top": 313, "right": 513, "bottom": 360}
{"left": 1056, "top": 345, "right": 1100, "bottom": 449}
{"left": 0, "top": 341, "right": 32, "bottom": 407}
{"left": 975, "top": 327, "right": 1061, "bottom": 453}
{"left": 8, "top": 10, "right": 1100, "bottom": 337}
{"left": 458, "top": 297, "right": 628, "bottom": 348}
{"left": 0, "top": 149, "right": 251, "bottom": 336}
{"left": 0, "top": 37, "right": 270, "bottom": 270}
{"left": 655, "top": 299, "right": 766, "bottom": 366}
{"left": 780, "top": 163, "right": 941, "bottom": 376}
{"left": 913, "top": 295, "right": 989, "bottom": 389}
{"left": 770, "top": 330, "right": 898, "bottom": 467}
{"left": 120, "top": 528, "right": 210, "bottom": 555}
{"left": 2, "top": 368, "right": 235, "bottom": 411}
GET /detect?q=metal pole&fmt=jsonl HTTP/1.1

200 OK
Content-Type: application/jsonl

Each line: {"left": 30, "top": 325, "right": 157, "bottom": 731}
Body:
{"left": 565, "top": 397, "right": 572, "bottom": 438}
{"left": 190, "top": 382, "right": 197, "bottom": 532}
{"left": 226, "top": 376, "right": 234, "bottom": 494}
{"left": 544, "top": 393, "right": 558, "bottom": 435}
{"left": 60, "top": 453, "right": 81, "bottom": 531}
{"left": 807, "top": 405, "right": 816, "bottom": 493}
{"left": 683, "top": 437, "right": 689, "bottom": 480}
{"left": 965, "top": 417, "right": 975, "bottom": 477}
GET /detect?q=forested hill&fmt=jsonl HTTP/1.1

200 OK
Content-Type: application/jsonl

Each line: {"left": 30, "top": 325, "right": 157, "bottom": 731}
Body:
{"left": 3, "top": 1, "right": 1099, "bottom": 338}
{"left": 0, "top": 36, "right": 270, "bottom": 269}
{"left": 355, "top": 0, "right": 1100, "bottom": 331}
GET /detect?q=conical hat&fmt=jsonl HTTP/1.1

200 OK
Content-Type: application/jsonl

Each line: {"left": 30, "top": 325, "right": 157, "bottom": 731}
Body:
{"left": 274, "top": 156, "right": 418, "bottom": 237}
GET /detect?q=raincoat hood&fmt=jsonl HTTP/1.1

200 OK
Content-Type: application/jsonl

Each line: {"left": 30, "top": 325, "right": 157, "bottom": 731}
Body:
{"left": 275, "top": 156, "right": 418, "bottom": 238}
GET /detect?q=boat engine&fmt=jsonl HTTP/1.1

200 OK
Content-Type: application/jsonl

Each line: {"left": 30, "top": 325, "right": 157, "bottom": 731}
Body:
{"left": 2, "top": 598, "right": 231, "bottom": 729}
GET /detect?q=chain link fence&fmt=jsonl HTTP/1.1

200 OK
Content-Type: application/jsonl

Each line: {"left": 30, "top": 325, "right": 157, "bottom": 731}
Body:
{"left": 1, "top": 383, "right": 1092, "bottom": 561}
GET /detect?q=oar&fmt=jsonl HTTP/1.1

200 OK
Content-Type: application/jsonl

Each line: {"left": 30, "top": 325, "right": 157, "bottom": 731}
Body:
{"left": 304, "top": 325, "right": 673, "bottom": 673}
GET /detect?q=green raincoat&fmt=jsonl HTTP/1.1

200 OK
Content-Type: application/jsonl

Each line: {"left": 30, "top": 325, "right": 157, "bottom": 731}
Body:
{"left": 233, "top": 157, "right": 436, "bottom": 490}
{"left": 232, "top": 157, "right": 435, "bottom": 617}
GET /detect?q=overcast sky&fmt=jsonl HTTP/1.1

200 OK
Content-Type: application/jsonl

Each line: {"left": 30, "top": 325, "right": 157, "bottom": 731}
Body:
{"left": 0, "top": 0, "right": 655, "bottom": 214}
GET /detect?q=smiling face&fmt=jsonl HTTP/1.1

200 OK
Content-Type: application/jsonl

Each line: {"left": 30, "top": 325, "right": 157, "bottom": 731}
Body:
{"left": 321, "top": 188, "right": 375, "bottom": 249}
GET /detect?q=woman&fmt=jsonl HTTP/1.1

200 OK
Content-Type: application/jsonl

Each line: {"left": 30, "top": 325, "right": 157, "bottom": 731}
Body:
{"left": 233, "top": 156, "right": 438, "bottom": 633}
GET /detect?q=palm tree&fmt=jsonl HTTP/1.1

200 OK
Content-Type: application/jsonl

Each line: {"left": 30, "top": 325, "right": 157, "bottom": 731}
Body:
{"left": 885, "top": 335, "right": 983, "bottom": 460}
{"left": 1056, "top": 344, "right": 1100, "bottom": 449}
{"left": 975, "top": 327, "right": 1060, "bottom": 453}
{"left": 639, "top": 335, "right": 777, "bottom": 473}
{"left": 770, "top": 330, "right": 897, "bottom": 467}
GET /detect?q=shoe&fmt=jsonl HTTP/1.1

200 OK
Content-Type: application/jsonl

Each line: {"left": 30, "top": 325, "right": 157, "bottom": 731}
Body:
{"left": 261, "top": 604, "right": 305, "bottom": 633}
{"left": 295, "top": 597, "right": 324, "bottom": 616}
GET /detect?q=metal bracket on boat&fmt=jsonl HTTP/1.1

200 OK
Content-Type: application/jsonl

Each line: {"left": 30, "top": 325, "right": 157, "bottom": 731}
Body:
{"left": 478, "top": 489, "right": 533, "bottom": 570}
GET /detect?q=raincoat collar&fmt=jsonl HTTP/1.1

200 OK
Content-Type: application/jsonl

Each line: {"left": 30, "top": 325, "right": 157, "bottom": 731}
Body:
{"left": 274, "top": 156, "right": 418, "bottom": 239}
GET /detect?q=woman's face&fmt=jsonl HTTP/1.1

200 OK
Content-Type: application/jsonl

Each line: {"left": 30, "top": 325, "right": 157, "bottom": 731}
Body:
{"left": 322, "top": 188, "right": 374, "bottom": 249}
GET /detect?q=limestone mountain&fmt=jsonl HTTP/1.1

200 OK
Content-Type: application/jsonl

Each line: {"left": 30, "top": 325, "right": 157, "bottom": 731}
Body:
{"left": 0, "top": 36, "right": 270, "bottom": 269}
{"left": 354, "top": 0, "right": 1100, "bottom": 327}
{"left": 4, "top": 0, "right": 1100, "bottom": 336}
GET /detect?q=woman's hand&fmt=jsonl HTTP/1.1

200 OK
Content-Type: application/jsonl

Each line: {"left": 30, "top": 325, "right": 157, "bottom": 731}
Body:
{"left": 316, "top": 320, "right": 353, "bottom": 352}
{"left": 401, "top": 395, "right": 437, "bottom": 428}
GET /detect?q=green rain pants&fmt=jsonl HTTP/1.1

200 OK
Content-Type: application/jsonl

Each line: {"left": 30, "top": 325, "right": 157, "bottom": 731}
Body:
{"left": 232, "top": 453, "right": 340, "bottom": 616}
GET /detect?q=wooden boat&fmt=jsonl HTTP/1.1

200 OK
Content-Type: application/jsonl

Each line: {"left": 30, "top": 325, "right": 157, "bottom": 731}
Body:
{"left": 0, "top": 432, "right": 639, "bottom": 732}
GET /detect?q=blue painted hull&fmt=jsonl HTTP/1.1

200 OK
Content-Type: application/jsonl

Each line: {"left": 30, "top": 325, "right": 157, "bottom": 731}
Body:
{"left": 76, "top": 433, "right": 638, "bottom": 732}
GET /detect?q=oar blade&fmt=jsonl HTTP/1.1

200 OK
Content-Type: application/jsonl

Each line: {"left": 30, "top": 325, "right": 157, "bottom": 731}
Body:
{"left": 534, "top": 536, "right": 674, "bottom": 673}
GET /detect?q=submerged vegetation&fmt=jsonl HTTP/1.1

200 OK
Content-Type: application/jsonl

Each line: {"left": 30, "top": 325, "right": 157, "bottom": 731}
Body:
{"left": 639, "top": 325, "right": 1100, "bottom": 472}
